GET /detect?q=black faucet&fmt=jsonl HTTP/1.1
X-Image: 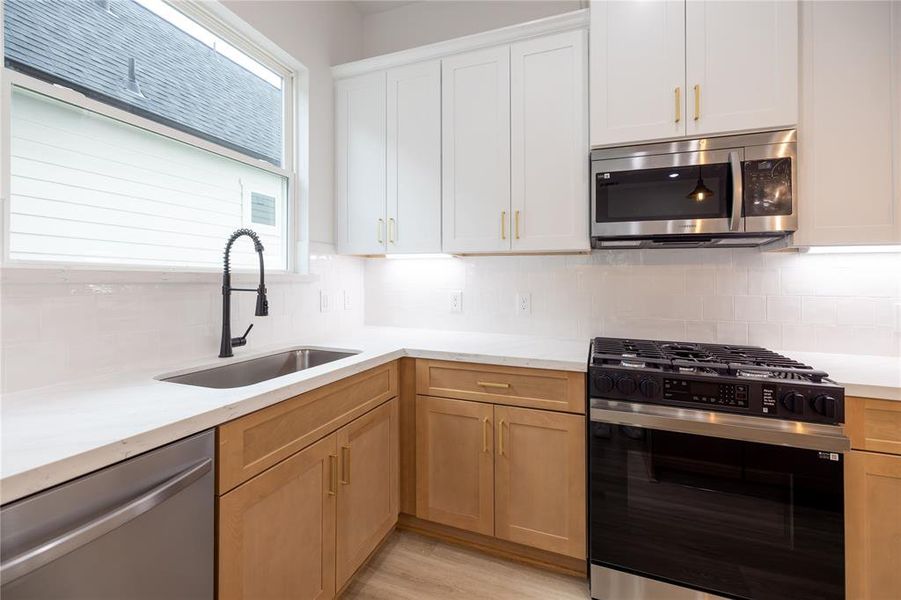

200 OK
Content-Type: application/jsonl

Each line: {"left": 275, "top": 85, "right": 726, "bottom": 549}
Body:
{"left": 219, "top": 228, "right": 269, "bottom": 358}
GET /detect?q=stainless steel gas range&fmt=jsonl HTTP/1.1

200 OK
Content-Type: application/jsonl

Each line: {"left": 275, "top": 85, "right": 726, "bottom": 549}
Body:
{"left": 587, "top": 338, "right": 849, "bottom": 600}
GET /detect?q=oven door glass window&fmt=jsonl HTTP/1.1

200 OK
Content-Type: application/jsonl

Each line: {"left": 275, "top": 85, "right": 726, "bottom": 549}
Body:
{"left": 595, "top": 163, "right": 732, "bottom": 223}
{"left": 588, "top": 422, "right": 844, "bottom": 600}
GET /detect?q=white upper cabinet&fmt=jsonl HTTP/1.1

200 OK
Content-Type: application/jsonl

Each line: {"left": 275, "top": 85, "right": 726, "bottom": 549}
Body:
{"left": 795, "top": 0, "right": 901, "bottom": 246}
{"left": 386, "top": 60, "right": 442, "bottom": 253}
{"left": 589, "top": 0, "right": 685, "bottom": 147}
{"left": 335, "top": 72, "right": 387, "bottom": 255}
{"left": 589, "top": 0, "right": 799, "bottom": 146}
{"left": 686, "top": 0, "right": 798, "bottom": 136}
{"left": 511, "top": 30, "right": 589, "bottom": 251}
{"left": 442, "top": 46, "right": 512, "bottom": 254}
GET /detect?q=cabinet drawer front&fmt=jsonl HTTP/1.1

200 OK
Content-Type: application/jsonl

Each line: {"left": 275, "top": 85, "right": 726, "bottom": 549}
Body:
{"left": 218, "top": 362, "right": 398, "bottom": 493}
{"left": 848, "top": 396, "right": 901, "bottom": 455}
{"left": 415, "top": 359, "right": 585, "bottom": 414}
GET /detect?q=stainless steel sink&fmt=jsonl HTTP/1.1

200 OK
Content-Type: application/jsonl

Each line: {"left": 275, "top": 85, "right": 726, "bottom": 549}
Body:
{"left": 160, "top": 348, "right": 360, "bottom": 389}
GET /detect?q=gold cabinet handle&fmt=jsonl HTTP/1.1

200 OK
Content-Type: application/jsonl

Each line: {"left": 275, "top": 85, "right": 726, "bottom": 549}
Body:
{"left": 498, "top": 419, "right": 506, "bottom": 456}
{"left": 377, "top": 219, "right": 384, "bottom": 244}
{"left": 328, "top": 454, "right": 337, "bottom": 496}
{"left": 501, "top": 211, "right": 507, "bottom": 240}
{"left": 388, "top": 218, "right": 396, "bottom": 244}
{"left": 482, "top": 417, "right": 490, "bottom": 453}
{"left": 340, "top": 445, "right": 351, "bottom": 485}
{"left": 477, "top": 381, "right": 510, "bottom": 389}
{"left": 693, "top": 84, "right": 700, "bottom": 121}
{"left": 674, "top": 86, "right": 681, "bottom": 123}
{"left": 514, "top": 210, "right": 520, "bottom": 240}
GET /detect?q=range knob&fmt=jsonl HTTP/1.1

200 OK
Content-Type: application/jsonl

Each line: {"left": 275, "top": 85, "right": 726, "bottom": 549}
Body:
{"left": 592, "top": 374, "right": 615, "bottom": 394}
{"left": 616, "top": 375, "right": 637, "bottom": 395}
{"left": 639, "top": 378, "right": 660, "bottom": 398}
{"left": 780, "top": 391, "right": 805, "bottom": 413}
{"left": 811, "top": 395, "right": 837, "bottom": 419}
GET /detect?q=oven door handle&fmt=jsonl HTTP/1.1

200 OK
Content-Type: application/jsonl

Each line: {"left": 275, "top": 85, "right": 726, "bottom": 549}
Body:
{"left": 729, "top": 150, "right": 743, "bottom": 232}
{"left": 590, "top": 400, "right": 850, "bottom": 453}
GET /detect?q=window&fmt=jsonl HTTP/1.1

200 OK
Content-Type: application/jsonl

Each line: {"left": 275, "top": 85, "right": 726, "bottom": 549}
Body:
{"left": 2, "top": 0, "right": 299, "bottom": 271}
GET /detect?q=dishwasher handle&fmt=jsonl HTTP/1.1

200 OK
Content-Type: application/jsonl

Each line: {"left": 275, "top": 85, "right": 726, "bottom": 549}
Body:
{"left": 0, "top": 458, "right": 212, "bottom": 585}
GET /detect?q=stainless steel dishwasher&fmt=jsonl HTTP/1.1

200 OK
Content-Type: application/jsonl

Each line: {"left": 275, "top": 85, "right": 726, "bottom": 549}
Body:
{"left": 0, "top": 429, "right": 214, "bottom": 599}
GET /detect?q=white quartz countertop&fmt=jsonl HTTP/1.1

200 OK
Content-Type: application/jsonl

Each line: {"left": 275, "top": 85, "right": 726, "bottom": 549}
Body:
{"left": 1, "top": 326, "right": 897, "bottom": 505}
{"left": 0, "top": 327, "right": 587, "bottom": 504}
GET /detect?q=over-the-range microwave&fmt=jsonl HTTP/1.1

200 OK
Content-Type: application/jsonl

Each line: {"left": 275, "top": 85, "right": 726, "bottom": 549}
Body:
{"left": 590, "top": 130, "right": 797, "bottom": 248}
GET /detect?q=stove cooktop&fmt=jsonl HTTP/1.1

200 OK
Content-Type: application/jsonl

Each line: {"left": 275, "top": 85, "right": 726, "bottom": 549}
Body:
{"left": 589, "top": 337, "right": 844, "bottom": 424}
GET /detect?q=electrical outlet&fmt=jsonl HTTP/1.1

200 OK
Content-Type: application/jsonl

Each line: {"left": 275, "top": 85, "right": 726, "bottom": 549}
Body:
{"left": 516, "top": 292, "right": 531, "bottom": 315}
{"left": 343, "top": 290, "right": 352, "bottom": 311}
{"left": 449, "top": 290, "right": 463, "bottom": 313}
{"left": 319, "top": 290, "right": 330, "bottom": 313}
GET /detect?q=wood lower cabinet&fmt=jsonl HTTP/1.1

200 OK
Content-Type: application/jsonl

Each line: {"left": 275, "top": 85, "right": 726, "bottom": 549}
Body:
{"left": 219, "top": 434, "right": 338, "bottom": 600}
{"left": 494, "top": 405, "right": 585, "bottom": 558}
{"left": 415, "top": 395, "right": 495, "bottom": 535}
{"left": 845, "top": 450, "right": 901, "bottom": 600}
{"left": 336, "top": 398, "right": 399, "bottom": 589}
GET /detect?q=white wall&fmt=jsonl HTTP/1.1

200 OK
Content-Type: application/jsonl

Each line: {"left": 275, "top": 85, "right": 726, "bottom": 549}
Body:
{"left": 364, "top": 250, "right": 901, "bottom": 357}
{"left": 222, "top": 0, "right": 365, "bottom": 247}
{"left": 360, "top": 0, "right": 584, "bottom": 58}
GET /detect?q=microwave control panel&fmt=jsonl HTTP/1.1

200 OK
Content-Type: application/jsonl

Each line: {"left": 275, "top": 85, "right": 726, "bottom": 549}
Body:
{"left": 744, "top": 158, "right": 793, "bottom": 217}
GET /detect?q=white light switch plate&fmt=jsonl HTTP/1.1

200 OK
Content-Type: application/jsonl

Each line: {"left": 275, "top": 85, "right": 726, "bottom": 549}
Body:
{"left": 449, "top": 290, "right": 463, "bottom": 313}
{"left": 516, "top": 292, "right": 531, "bottom": 315}
{"left": 343, "top": 290, "right": 352, "bottom": 311}
{"left": 320, "top": 290, "right": 330, "bottom": 313}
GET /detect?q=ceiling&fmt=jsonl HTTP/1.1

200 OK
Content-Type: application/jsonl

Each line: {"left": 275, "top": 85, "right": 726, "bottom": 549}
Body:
{"left": 351, "top": 0, "right": 422, "bottom": 16}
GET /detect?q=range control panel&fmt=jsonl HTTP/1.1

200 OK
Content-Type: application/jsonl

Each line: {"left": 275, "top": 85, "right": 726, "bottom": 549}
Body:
{"left": 589, "top": 368, "right": 844, "bottom": 425}
{"left": 663, "top": 379, "right": 749, "bottom": 408}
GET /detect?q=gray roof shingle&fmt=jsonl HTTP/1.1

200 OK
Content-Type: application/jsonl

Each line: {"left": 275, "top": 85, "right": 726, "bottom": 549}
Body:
{"left": 4, "top": 0, "right": 282, "bottom": 166}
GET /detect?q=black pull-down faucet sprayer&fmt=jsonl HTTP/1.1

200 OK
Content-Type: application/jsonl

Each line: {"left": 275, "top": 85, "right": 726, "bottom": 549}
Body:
{"left": 219, "top": 228, "right": 268, "bottom": 358}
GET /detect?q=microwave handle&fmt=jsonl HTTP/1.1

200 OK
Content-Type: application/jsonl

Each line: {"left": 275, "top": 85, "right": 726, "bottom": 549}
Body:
{"left": 729, "top": 151, "right": 743, "bottom": 232}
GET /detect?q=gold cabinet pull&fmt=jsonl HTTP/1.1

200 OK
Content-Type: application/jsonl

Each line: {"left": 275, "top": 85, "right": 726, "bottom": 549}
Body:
{"left": 340, "top": 445, "right": 351, "bottom": 485}
{"left": 477, "top": 381, "right": 510, "bottom": 389}
{"left": 328, "top": 454, "right": 337, "bottom": 496}
{"left": 501, "top": 211, "right": 507, "bottom": 240}
{"left": 514, "top": 210, "right": 521, "bottom": 239}
{"left": 482, "top": 417, "right": 490, "bottom": 453}
{"left": 674, "top": 86, "right": 681, "bottom": 123}
{"left": 388, "top": 218, "right": 396, "bottom": 244}
{"left": 498, "top": 419, "right": 506, "bottom": 456}
{"left": 693, "top": 84, "right": 700, "bottom": 121}
{"left": 377, "top": 219, "right": 384, "bottom": 244}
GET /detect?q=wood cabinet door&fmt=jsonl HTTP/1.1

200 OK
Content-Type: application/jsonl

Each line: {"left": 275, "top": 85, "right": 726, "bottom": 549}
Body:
{"left": 796, "top": 0, "right": 901, "bottom": 246}
{"left": 686, "top": 0, "right": 798, "bottom": 136}
{"left": 335, "top": 71, "right": 387, "bottom": 255}
{"left": 219, "top": 434, "right": 337, "bottom": 600}
{"left": 386, "top": 60, "right": 442, "bottom": 254}
{"left": 441, "top": 45, "right": 511, "bottom": 253}
{"left": 494, "top": 405, "right": 585, "bottom": 559}
{"left": 335, "top": 398, "right": 399, "bottom": 589}
{"left": 510, "top": 30, "right": 589, "bottom": 253}
{"left": 589, "top": 0, "right": 685, "bottom": 146}
{"left": 415, "top": 395, "right": 495, "bottom": 535}
{"left": 845, "top": 450, "right": 901, "bottom": 600}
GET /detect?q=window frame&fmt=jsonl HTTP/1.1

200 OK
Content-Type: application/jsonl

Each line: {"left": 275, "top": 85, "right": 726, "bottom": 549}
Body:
{"left": 0, "top": 0, "right": 309, "bottom": 276}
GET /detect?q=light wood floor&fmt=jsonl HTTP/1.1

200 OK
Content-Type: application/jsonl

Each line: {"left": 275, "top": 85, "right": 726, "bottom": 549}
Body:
{"left": 340, "top": 530, "right": 589, "bottom": 599}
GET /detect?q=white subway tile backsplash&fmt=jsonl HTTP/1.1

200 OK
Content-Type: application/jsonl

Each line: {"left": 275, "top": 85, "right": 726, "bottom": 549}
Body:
{"left": 703, "top": 296, "right": 734, "bottom": 321}
{"left": 801, "top": 297, "right": 837, "bottom": 324}
{"left": 733, "top": 296, "right": 766, "bottom": 322}
{"left": 835, "top": 298, "right": 878, "bottom": 326}
{"left": 767, "top": 297, "right": 802, "bottom": 323}
{"left": 715, "top": 268, "right": 749, "bottom": 296}
{"left": 716, "top": 321, "right": 749, "bottom": 345}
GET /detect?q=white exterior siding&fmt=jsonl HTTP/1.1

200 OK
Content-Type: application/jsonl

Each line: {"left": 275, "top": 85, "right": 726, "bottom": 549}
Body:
{"left": 9, "top": 87, "right": 288, "bottom": 270}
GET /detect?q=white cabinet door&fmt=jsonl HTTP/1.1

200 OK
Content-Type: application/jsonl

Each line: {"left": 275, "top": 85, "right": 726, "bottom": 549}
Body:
{"left": 795, "top": 1, "right": 901, "bottom": 246}
{"left": 589, "top": 0, "right": 685, "bottom": 147}
{"left": 511, "top": 30, "right": 589, "bottom": 252}
{"left": 686, "top": 0, "right": 798, "bottom": 136}
{"left": 335, "top": 72, "right": 387, "bottom": 255}
{"left": 386, "top": 61, "right": 442, "bottom": 254}
{"left": 442, "top": 46, "right": 511, "bottom": 253}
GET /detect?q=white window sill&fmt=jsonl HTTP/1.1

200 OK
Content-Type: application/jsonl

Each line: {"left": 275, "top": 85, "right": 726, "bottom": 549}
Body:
{"left": 0, "top": 264, "right": 319, "bottom": 286}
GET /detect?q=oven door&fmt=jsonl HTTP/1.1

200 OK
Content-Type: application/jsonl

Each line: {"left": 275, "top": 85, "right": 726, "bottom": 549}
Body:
{"left": 588, "top": 401, "right": 845, "bottom": 600}
{"left": 591, "top": 148, "right": 744, "bottom": 238}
